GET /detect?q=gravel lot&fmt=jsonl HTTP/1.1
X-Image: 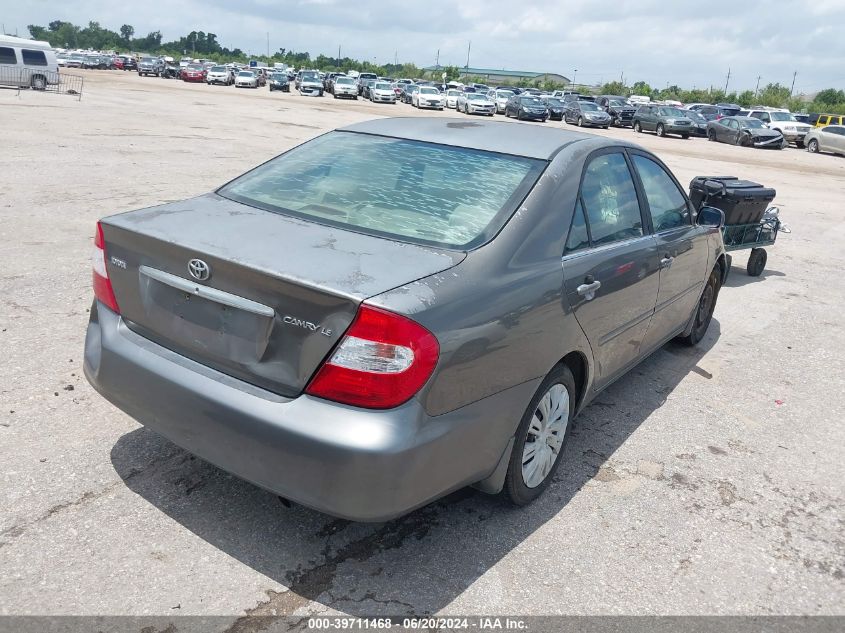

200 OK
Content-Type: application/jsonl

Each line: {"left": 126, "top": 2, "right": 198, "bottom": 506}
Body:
{"left": 1, "top": 70, "right": 843, "bottom": 621}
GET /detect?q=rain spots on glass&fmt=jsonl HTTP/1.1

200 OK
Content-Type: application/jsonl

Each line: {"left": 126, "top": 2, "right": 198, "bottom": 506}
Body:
{"left": 222, "top": 132, "right": 541, "bottom": 248}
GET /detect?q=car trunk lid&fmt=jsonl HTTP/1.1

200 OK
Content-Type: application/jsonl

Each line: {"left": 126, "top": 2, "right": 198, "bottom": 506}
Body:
{"left": 100, "top": 193, "right": 464, "bottom": 397}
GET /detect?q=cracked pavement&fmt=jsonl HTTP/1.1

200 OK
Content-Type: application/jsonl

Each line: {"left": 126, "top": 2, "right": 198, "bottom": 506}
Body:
{"left": 0, "top": 72, "right": 843, "bottom": 621}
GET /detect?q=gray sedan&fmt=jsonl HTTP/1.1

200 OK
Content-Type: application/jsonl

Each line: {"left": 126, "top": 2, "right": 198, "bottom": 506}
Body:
{"left": 84, "top": 119, "right": 728, "bottom": 521}
{"left": 707, "top": 116, "right": 785, "bottom": 149}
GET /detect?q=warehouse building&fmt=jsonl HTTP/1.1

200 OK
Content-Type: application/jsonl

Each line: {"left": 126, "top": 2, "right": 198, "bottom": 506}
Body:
{"left": 423, "top": 66, "right": 569, "bottom": 85}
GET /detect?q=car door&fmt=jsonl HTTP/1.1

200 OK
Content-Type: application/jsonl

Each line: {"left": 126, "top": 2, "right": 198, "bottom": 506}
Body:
{"left": 825, "top": 126, "right": 845, "bottom": 154}
{"left": 561, "top": 150, "right": 660, "bottom": 389}
{"left": 714, "top": 118, "right": 732, "bottom": 142}
{"left": 640, "top": 106, "right": 654, "bottom": 131}
{"left": 629, "top": 152, "right": 710, "bottom": 352}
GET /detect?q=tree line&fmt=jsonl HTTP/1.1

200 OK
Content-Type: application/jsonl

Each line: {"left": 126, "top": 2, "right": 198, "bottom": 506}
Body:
{"left": 25, "top": 20, "right": 845, "bottom": 114}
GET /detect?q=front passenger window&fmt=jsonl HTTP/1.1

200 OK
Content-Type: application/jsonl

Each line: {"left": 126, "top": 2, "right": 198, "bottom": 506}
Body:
{"left": 632, "top": 155, "right": 691, "bottom": 231}
{"left": 579, "top": 153, "right": 643, "bottom": 245}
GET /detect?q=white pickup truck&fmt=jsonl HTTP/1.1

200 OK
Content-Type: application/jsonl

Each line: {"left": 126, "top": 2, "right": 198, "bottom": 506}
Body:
{"left": 746, "top": 109, "right": 812, "bottom": 148}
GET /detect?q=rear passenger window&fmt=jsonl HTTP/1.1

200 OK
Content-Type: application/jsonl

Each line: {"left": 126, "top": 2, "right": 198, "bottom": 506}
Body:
{"left": 565, "top": 200, "right": 590, "bottom": 254}
{"left": 0, "top": 47, "right": 16, "bottom": 65}
{"left": 579, "top": 153, "right": 643, "bottom": 245}
{"left": 632, "top": 155, "right": 691, "bottom": 231}
{"left": 21, "top": 50, "right": 47, "bottom": 66}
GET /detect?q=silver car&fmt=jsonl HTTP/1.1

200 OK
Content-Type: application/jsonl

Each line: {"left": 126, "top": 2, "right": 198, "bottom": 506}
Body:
{"left": 85, "top": 119, "right": 727, "bottom": 521}
{"left": 457, "top": 93, "right": 496, "bottom": 116}
{"left": 234, "top": 70, "right": 258, "bottom": 88}
{"left": 805, "top": 125, "right": 845, "bottom": 156}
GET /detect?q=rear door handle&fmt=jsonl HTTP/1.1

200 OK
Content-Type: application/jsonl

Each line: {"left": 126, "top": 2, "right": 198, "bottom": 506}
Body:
{"left": 660, "top": 256, "right": 675, "bottom": 269}
{"left": 577, "top": 280, "right": 601, "bottom": 299}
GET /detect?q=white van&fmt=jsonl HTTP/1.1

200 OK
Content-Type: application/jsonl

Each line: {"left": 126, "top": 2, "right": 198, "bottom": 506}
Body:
{"left": 0, "top": 35, "right": 59, "bottom": 90}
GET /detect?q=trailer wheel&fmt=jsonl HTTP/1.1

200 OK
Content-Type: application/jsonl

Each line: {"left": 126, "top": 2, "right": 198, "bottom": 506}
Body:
{"left": 747, "top": 248, "right": 767, "bottom": 277}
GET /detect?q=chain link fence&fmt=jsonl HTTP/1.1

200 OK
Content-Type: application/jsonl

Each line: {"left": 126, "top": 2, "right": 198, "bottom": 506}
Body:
{"left": 0, "top": 68, "right": 84, "bottom": 100}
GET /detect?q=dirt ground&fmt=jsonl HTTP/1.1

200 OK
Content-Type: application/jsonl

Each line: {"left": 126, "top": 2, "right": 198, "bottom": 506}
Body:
{"left": 1, "top": 70, "right": 843, "bottom": 621}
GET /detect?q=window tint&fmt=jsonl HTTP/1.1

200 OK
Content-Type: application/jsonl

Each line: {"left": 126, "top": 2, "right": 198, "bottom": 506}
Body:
{"left": 219, "top": 131, "right": 545, "bottom": 249}
{"left": 21, "top": 49, "right": 47, "bottom": 66}
{"left": 0, "top": 47, "right": 16, "bottom": 64}
{"left": 632, "top": 156, "right": 691, "bottom": 232}
{"left": 579, "top": 153, "right": 643, "bottom": 245}
{"left": 565, "top": 200, "right": 590, "bottom": 254}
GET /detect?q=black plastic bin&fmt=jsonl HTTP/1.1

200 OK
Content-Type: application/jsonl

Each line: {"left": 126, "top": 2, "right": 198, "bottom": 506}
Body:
{"left": 689, "top": 176, "right": 776, "bottom": 225}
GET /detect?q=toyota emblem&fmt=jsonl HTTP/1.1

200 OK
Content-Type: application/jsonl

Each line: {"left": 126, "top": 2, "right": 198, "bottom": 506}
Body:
{"left": 188, "top": 258, "right": 210, "bottom": 281}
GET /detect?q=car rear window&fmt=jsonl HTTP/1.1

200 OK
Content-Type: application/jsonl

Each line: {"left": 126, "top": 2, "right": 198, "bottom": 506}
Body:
{"left": 218, "top": 131, "right": 546, "bottom": 249}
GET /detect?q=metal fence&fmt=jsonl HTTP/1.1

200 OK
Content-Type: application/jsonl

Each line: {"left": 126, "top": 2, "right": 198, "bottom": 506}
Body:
{"left": 0, "top": 67, "right": 84, "bottom": 100}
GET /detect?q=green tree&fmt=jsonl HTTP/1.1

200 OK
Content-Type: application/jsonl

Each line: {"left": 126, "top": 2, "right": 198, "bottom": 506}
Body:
{"left": 815, "top": 88, "right": 845, "bottom": 106}
{"left": 600, "top": 80, "right": 626, "bottom": 95}
{"left": 630, "top": 80, "right": 652, "bottom": 97}
{"left": 27, "top": 25, "right": 49, "bottom": 41}
{"left": 757, "top": 82, "right": 790, "bottom": 108}
{"left": 120, "top": 24, "right": 134, "bottom": 42}
{"left": 736, "top": 90, "right": 755, "bottom": 107}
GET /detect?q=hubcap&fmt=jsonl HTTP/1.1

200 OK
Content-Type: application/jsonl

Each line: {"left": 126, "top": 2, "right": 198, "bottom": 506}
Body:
{"left": 522, "top": 384, "right": 570, "bottom": 488}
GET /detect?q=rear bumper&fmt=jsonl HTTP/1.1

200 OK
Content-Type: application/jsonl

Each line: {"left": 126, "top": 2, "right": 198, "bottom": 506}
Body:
{"left": 84, "top": 303, "right": 533, "bottom": 521}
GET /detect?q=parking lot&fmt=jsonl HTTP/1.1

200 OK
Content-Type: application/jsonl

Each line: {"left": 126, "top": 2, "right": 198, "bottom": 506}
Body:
{"left": 1, "top": 69, "right": 843, "bottom": 620}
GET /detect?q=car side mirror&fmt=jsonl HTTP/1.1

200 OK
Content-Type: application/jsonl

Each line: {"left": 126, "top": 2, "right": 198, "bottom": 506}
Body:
{"left": 697, "top": 206, "right": 725, "bottom": 228}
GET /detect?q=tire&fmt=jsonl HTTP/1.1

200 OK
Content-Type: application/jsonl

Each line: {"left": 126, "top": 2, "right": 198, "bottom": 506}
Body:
{"left": 738, "top": 133, "right": 751, "bottom": 147}
{"left": 656, "top": 123, "right": 665, "bottom": 137}
{"left": 333, "top": 93, "right": 337, "bottom": 99}
{"left": 682, "top": 133, "right": 689, "bottom": 139}
{"left": 634, "top": 121, "right": 642, "bottom": 133}
{"left": 807, "top": 139, "right": 819, "bottom": 153}
{"left": 708, "top": 129, "right": 717, "bottom": 142}
{"left": 503, "top": 364, "right": 576, "bottom": 505}
{"left": 30, "top": 75, "right": 46, "bottom": 91}
{"left": 679, "top": 268, "right": 721, "bottom": 346}
{"left": 747, "top": 248, "right": 767, "bottom": 277}
{"left": 577, "top": 116, "right": 584, "bottom": 127}
{"left": 795, "top": 141, "right": 805, "bottom": 149}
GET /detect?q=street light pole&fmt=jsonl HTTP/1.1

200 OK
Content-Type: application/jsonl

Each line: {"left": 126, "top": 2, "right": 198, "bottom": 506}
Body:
{"left": 572, "top": 69, "right": 577, "bottom": 89}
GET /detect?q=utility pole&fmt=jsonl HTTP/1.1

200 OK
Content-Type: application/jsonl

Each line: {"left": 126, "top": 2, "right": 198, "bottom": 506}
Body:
{"left": 435, "top": 49, "right": 439, "bottom": 68}
{"left": 466, "top": 41, "right": 471, "bottom": 69}
{"left": 724, "top": 67, "right": 730, "bottom": 94}
{"left": 572, "top": 69, "right": 577, "bottom": 89}
{"left": 266, "top": 32, "right": 269, "bottom": 58}
{"left": 338, "top": 44, "right": 341, "bottom": 67}
{"left": 754, "top": 76, "right": 761, "bottom": 99}
{"left": 790, "top": 70, "right": 797, "bottom": 96}
{"left": 394, "top": 50, "right": 398, "bottom": 66}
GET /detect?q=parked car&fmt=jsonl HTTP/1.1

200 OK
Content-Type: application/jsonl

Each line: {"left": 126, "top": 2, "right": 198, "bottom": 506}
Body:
{"left": 793, "top": 113, "right": 811, "bottom": 125}
{"left": 805, "top": 125, "right": 845, "bottom": 156}
{"left": 696, "top": 104, "right": 741, "bottom": 121}
{"left": 595, "top": 95, "right": 637, "bottom": 127}
{"left": 746, "top": 110, "right": 812, "bottom": 147}
{"left": 206, "top": 65, "right": 233, "bottom": 86}
{"left": 633, "top": 105, "right": 693, "bottom": 138}
{"left": 369, "top": 81, "right": 397, "bottom": 104}
{"left": 809, "top": 113, "right": 845, "bottom": 127}
{"left": 85, "top": 118, "right": 727, "bottom": 521}
{"left": 138, "top": 57, "right": 164, "bottom": 77}
{"left": 706, "top": 116, "right": 785, "bottom": 148}
{"left": 683, "top": 109, "right": 708, "bottom": 137}
{"left": 181, "top": 64, "right": 206, "bottom": 83}
{"left": 356, "top": 71, "right": 378, "bottom": 95}
{"left": 542, "top": 97, "right": 565, "bottom": 121}
{"left": 64, "top": 53, "right": 85, "bottom": 69}
{"left": 298, "top": 71, "right": 323, "bottom": 95}
{"left": 564, "top": 101, "right": 611, "bottom": 128}
{"left": 332, "top": 76, "right": 358, "bottom": 99}
{"left": 487, "top": 88, "right": 515, "bottom": 114}
{"left": 122, "top": 56, "right": 137, "bottom": 71}
{"left": 504, "top": 95, "right": 548, "bottom": 121}
{"left": 412, "top": 86, "right": 444, "bottom": 110}
{"left": 444, "top": 89, "right": 461, "bottom": 109}
{"left": 268, "top": 72, "right": 290, "bottom": 92}
{"left": 401, "top": 83, "right": 420, "bottom": 104}
{"left": 456, "top": 92, "right": 496, "bottom": 116}
{"left": 234, "top": 70, "right": 259, "bottom": 88}
{"left": 360, "top": 78, "right": 377, "bottom": 99}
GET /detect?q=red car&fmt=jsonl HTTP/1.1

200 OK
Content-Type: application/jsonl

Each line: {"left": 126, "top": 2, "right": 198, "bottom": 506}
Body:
{"left": 113, "top": 56, "right": 124, "bottom": 70}
{"left": 182, "top": 65, "right": 206, "bottom": 83}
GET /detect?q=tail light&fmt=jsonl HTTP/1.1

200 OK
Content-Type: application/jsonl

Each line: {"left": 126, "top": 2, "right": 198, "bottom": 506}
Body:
{"left": 306, "top": 305, "right": 439, "bottom": 410}
{"left": 92, "top": 222, "right": 120, "bottom": 314}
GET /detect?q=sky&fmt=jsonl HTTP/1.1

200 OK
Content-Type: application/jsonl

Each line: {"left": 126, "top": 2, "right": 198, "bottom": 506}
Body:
{"left": 4, "top": 0, "right": 844, "bottom": 94}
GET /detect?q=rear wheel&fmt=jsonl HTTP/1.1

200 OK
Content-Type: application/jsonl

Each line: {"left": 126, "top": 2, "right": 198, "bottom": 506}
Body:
{"left": 30, "top": 75, "right": 46, "bottom": 91}
{"left": 634, "top": 121, "right": 642, "bottom": 133}
{"left": 747, "top": 248, "right": 767, "bottom": 277}
{"left": 807, "top": 139, "right": 819, "bottom": 153}
{"left": 503, "top": 364, "right": 576, "bottom": 505}
{"left": 681, "top": 133, "right": 689, "bottom": 139}
{"left": 679, "top": 268, "right": 721, "bottom": 346}
{"left": 708, "top": 129, "right": 717, "bottom": 142}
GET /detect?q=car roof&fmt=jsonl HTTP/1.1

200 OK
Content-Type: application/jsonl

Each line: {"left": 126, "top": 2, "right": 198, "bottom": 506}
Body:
{"left": 339, "top": 118, "right": 599, "bottom": 160}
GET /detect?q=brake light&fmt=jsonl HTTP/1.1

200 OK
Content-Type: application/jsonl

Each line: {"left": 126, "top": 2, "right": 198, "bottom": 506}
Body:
{"left": 92, "top": 222, "right": 120, "bottom": 314}
{"left": 306, "top": 305, "right": 439, "bottom": 409}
